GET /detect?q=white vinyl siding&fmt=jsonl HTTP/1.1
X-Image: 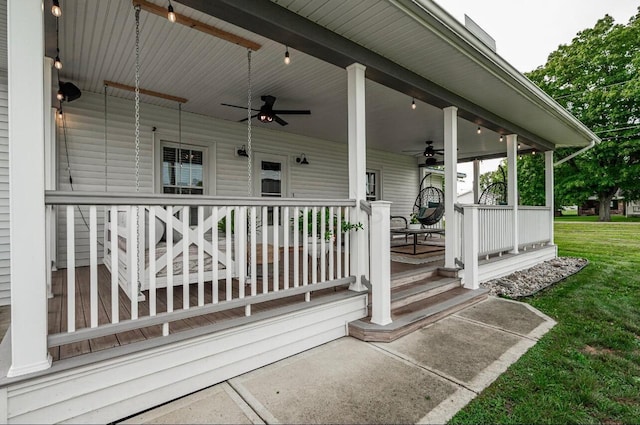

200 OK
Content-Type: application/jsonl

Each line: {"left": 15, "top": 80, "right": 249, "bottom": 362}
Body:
{"left": 56, "top": 90, "right": 419, "bottom": 267}
{"left": 0, "top": 0, "right": 9, "bottom": 306}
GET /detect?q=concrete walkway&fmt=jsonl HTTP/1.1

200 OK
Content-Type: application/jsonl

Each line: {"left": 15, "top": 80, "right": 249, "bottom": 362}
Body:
{"left": 121, "top": 297, "right": 555, "bottom": 424}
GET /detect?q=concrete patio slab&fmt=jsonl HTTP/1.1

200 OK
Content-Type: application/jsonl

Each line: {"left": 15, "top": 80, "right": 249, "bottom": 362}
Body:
{"left": 230, "top": 338, "right": 458, "bottom": 424}
{"left": 378, "top": 315, "right": 521, "bottom": 386}
{"left": 121, "top": 382, "right": 263, "bottom": 425}
{"left": 119, "top": 297, "right": 556, "bottom": 425}
{"left": 455, "top": 297, "right": 554, "bottom": 338}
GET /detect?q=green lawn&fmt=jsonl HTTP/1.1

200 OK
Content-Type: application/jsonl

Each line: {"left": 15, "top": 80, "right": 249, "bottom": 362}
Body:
{"left": 450, "top": 221, "right": 640, "bottom": 424}
{"left": 555, "top": 215, "right": 640, "bottom": 222}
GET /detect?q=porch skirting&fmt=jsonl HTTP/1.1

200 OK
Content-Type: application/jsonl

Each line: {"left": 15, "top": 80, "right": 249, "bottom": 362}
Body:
{"left": 476, "top": 244, "right": 557, "bottom": 283}
{"left": 0, "top": 292, "right": 367, "bottom": 424}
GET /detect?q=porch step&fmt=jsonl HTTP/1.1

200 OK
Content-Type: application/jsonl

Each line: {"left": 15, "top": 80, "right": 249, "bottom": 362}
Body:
{"left": 390, "top": 277, "right": 461, "bottom": 310}
{"left": 391, "top": 264, "right": 440, "bottom": 288}
{"left": 349, "top": 287, "right": 489, "bottom": 343}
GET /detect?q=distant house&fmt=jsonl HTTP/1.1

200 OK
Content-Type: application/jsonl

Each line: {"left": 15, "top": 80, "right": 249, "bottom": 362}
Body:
{"left": 579, "top": 192, "right": 626, "bottom": 216}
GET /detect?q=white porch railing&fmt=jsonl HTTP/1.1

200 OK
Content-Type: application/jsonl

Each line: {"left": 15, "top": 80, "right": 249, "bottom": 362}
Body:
{"left": 459, "top": 204, "right": 552, "bottom": 289}
{"left": 45, "top": 192, "right": 363, "bottom": 350}
{"left": 518, "top": 206, "right": 552, "bottom": 247}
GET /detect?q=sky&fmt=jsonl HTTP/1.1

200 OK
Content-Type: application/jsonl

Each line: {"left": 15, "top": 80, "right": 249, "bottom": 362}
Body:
{"left": 437, "top": 0, "right": 640, "bottom": 193}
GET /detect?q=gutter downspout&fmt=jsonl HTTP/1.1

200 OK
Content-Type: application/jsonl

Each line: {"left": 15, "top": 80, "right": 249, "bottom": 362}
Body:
{"left": 554, "top": 140, "right": 597, "bottom": 167}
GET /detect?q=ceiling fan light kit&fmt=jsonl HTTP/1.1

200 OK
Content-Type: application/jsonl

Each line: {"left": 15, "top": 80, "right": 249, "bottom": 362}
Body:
{"left": 222, "top": 94, "right": 311, "bottom": 126}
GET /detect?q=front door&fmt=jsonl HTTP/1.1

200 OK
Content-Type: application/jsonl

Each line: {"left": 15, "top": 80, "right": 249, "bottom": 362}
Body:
{"left": 254, "top": 153, "right": 289, "bottom": 245}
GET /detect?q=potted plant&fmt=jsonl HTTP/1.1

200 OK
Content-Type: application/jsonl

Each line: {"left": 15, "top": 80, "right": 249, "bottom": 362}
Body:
{"left": 408, "top": 213, "right": 422, "bottom": 230}
{"left": 295, "top": 209, "right": 363, "bottom": 257}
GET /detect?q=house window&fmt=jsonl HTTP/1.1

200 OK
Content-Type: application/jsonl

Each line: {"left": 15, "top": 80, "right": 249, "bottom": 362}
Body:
{"left": 366, "top": 171, "right": 379, "bottom": 201}
{"left": 162, "top": 145, "right": 204, "bottom": 195}
{"left": 161, "top": 143, "right": 207, "bottom": 226}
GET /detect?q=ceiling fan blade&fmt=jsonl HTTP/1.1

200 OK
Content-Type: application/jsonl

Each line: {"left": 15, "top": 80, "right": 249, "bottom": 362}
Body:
{"left": 271, "top": 110, "right": 311, "bottom": 115}
{"left": 274, "top": 115, "right": 288, "bottom": 126}
{"left": 238, "top": 113, "right": 260, "bottom": 123}
{"left": 221, "top": 103, "right": 260, "bottom": 112}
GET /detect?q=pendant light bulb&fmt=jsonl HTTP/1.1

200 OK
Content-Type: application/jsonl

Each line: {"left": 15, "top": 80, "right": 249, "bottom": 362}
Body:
{"left": 284, "top": 46, "right": 290, "bottom": 65}
{"left": 56, "top": 89, "right": 64, "bottom": 101}
{"left": 57, "top": 108, "right": 63, "bottom": 119}
{"left": 499, "top": 135, "right": 503, "bottom": 142}
{"left": 54, "top": 56, "right": 63, "bottom": 70}
{"left": 52, "top": 0, "right": 62, "bottom": 17}
{"left": 167, "top": 4, "right": 176, "bottom": 23}
{"left": 411, "top": 98, "right": 416, "bottom": 110}
{"left": 477, "top": 126, "right": 481, "bottom": 135}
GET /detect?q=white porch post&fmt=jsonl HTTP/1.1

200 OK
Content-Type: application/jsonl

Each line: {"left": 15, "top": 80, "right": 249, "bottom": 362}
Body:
{"left": 443, "top": 106, "right": 458, "bottom": 268}
{"left": 44, "top": 57, "right": 55, "bottom": 298}
{"left": 472, "top": 159, "right": 480, "bottom": 204}
{"left": 545, "top": 150, "right": 555, "bottom": 245}
{"left": 506, "top": 134, "right": 519, "bottom": 254}
{"left": 463, "top": 205, "right": 479, "bottom": 289}
{"left": 7, "top": 0, "right": 52, "bottom": 376}
{"left": 346, "top": 63, "right": 366, "bottom": 291}
{"left": 369, "top": 201, "right": 391, "bottom": 325}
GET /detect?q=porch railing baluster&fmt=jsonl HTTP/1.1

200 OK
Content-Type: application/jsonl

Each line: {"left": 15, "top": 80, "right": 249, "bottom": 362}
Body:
{"left": 197, "top": 206, "right": 204, "bottom": 307}
{"left": 226, "top": 207, "right": 233, "bottom": 301}
{"left": 320, "top": 207, "right": 326, "bottom": 283}
{"left": 211, "top": 207, "right": 219, "bottom": 304}
{"left": 311, "top": 206, "right": 317, "bottom": 284}
{"left": 149, "top": 206, "right": 157, "bottom": 316}
{"left": 328, "top": 207, "right": 334, "bottom": 281}
{"left": 165, "top": 205, "right": 174, "bottom": 335}
{"left": 302, "top": 207, "right": 309, "bottom": 287}
{"left": 283, "top": 206, "right": 289, "bottom": 290}
{"left": 261, "top": 206, "right": 268, "bottom": 294}
{"left": 110, "top": 205, "right": 119, "bottom": 324}
{"left": 89, "top": 206, "right": 98, "bottom": 328}
{"left": 273, "top": 206, "right": 279, "bottom": 292}
{"left": 336, "top": 207, "right": 342, "bottom": 279}
{"left": 293, "top": 206, "right": 299, "bottom": 288}
{"left": 182, "top": 206, "right": 190, "bottom": 310}
{"left": 66, "top": 205, "right": 76, "bottom": 332}
{"left": 129, "top": 206, "right": 138, "bottom": 320}
{"left": 343, "top": 207, "right": 350, "bottom": 277}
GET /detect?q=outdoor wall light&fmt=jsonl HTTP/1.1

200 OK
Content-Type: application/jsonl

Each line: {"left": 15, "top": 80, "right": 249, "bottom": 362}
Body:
{"left": 296, "top": 154, "right": 309, "bottom": 165}
{"left": 236, "top": 145, "right": 249, "bottom": 157}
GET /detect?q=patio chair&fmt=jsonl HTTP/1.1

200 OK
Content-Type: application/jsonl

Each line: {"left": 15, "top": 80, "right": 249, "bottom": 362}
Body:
{"left": 413, "top": 186, "right": 445, "bottom": 226}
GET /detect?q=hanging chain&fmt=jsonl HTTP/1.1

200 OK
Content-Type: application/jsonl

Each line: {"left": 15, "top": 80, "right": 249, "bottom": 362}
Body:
{"left": 104, "top": 84, "right": 108, "bottom": 192}
{"left": 178, "top": 103, "right": 182, "bottom": 195}
{"left": 134, "top": 6, "right": 141, "bottom": 194}
{"left": 246, "top": 49, "right": 253, "bottom": 285}
{"left": 247, "top": 49, "right": 252, "bottom": 197}
{"left": 134, "top": 5, "right": 142, "bottom": 295}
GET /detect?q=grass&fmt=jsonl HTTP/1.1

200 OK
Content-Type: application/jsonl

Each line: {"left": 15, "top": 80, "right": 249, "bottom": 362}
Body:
{"left": 449, "top": 221, "right": 640, "bottom": 424}
{"left": 555, "top": 215, "right": 640, "bottom": 222}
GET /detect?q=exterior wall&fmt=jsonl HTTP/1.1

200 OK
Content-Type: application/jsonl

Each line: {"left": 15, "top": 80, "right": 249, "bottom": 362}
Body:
{"left": 627, "top": 200, "right": 640, "bottom": 217}
{"left": 56, "top": 91, "right": 419, "bottom": 267}
{"left": 0, "top": 0, "right": 9, "bottom": 306}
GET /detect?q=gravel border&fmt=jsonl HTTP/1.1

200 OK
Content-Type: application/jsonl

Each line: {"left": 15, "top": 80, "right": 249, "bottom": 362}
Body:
{"left": 481, "top": 257, "right": 589, "bottom": 299}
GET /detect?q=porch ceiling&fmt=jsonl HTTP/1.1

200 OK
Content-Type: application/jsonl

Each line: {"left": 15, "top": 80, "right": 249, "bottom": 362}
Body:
{"left": 45, "top": 0, "right": 596, "bottom": 161}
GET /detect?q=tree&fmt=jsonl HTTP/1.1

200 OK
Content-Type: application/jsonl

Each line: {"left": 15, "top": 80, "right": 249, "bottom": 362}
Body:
{"left": 478, "top": 157, "right": 545, "bottom": 206}
{"left": 525, "top": 11, "right": 640, "bottom": 221}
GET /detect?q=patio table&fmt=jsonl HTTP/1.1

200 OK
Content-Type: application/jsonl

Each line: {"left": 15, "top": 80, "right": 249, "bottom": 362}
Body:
{"left": 390, "top": 228, "right": 445, "bottom": 255}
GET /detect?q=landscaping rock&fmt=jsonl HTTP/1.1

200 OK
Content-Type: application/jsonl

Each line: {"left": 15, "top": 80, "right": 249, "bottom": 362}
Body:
{"left": 481, "top": 257, "right": 588, "bottom": 298}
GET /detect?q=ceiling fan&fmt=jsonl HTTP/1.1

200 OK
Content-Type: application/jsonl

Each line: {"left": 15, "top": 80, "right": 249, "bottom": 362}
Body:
{"left": 221, "top": 95, "right": 311, "bottom": 126}
{"left": 403, "top": 140, "right": 444, "bottom": 166}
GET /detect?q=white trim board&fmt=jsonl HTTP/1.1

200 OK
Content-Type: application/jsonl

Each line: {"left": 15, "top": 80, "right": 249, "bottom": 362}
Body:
{"left": 474, "top": 245, "right": 557, "bottom": 284}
